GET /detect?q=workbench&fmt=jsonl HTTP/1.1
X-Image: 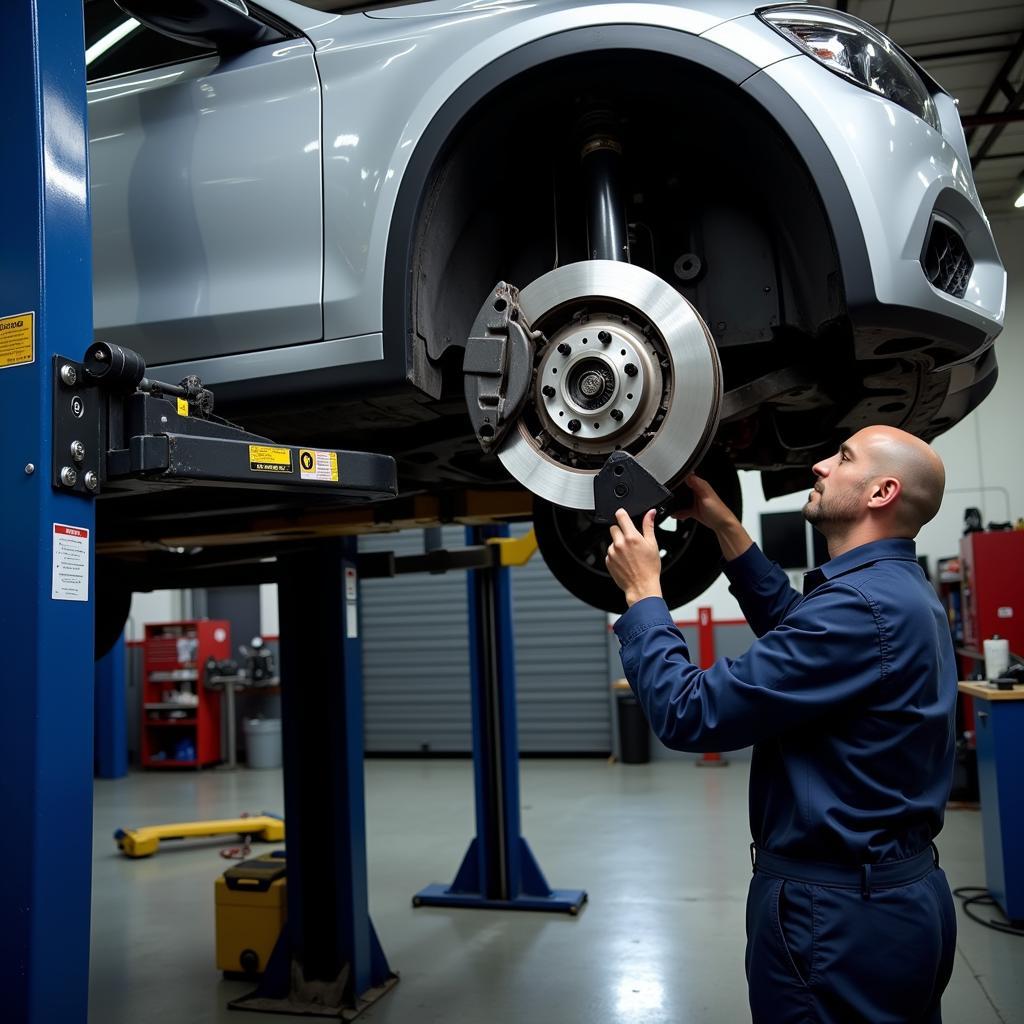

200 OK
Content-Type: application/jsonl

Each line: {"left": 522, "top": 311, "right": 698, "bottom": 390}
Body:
{"left": 958, "top": 681, "right": 1024, "bottom": 923}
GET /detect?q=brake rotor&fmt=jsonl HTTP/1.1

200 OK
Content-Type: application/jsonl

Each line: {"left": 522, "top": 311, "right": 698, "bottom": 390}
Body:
{"left": 497, "top": 260, "right": 722, "bottom": 510}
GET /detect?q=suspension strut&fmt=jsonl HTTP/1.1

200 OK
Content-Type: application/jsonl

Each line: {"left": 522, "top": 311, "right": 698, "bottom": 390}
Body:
{"left": 580, "top": 121, "right": 631, "bottom": 263}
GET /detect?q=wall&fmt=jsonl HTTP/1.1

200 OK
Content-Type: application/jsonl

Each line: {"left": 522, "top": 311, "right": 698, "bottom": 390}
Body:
{"left": 669, "top": 212, "right": 1023, "bottom": 621}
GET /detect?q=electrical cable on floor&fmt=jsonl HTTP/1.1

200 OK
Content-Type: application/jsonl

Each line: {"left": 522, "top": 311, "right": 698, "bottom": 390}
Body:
{"left": 953, "top": 887, "right": 1024, "bottom": 937}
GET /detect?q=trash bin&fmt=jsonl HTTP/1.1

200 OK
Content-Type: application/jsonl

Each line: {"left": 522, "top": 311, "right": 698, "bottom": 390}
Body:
{"left": 244, "top": 718, "right": 282, "bottom": 769}
{"left": 616, "top": 691, "right": 650, "bottom": 764}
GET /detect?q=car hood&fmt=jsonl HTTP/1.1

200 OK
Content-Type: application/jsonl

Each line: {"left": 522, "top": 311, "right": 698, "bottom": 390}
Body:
{"left": 258, "top": 0, "right": 778, "bottom": 32}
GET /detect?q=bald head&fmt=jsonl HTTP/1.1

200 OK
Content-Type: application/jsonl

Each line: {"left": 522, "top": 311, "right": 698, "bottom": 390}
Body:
{"left": 848, "top": 426, "right": 946, "bottom": 535}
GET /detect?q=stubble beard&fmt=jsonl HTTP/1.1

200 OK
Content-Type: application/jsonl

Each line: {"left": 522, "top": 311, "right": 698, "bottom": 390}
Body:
{"left": 803, "top": 485, "right": 862, "bottom": 531}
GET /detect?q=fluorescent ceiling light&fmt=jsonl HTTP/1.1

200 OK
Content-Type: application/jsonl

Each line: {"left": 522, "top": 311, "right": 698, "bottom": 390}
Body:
{"left": 86, "top": 18, "right": 141, "bottom": 66}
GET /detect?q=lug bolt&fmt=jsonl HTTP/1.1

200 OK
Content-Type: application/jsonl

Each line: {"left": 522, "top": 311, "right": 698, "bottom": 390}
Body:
{"left": 70, "top": 440, "right": 85, "bottom": 463}
{"left": 598, "top": 330, "right": 611, "bottom": 343}
{"left": 542, "top": 385, "right": 556, "bottom": 398}
{"left": 557, "top": 343, "right": 572, "bottom": 356}
{"left": 84, "top": 471, "right": 99, "bottom": 492}
{"left": 60, "top": 364, "right": 78, "bottom": 386}
{"left": 60, "top": 466, "right": 78, "bottom": 487}
{"left": 567, "top": 419, "right": 581, "bottom": 433}
{"left": 610, "top": 409, "right": 624, "bottom": 422}
{"left": 624, "top": 363, "right": 638, "bottom": 377}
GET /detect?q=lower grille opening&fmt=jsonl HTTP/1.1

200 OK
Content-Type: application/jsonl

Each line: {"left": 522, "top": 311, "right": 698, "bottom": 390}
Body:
{"left": 922, "top": 219, "right": 973, "bottom": 299}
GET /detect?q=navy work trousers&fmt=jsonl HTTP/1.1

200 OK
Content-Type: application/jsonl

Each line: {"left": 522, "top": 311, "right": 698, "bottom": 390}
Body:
{"left": 745, "top": 852, "right": 957, "bottom": 1023}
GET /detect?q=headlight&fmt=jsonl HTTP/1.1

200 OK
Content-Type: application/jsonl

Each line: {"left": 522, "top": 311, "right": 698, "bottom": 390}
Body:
{"left": 759, "top": 5, "right": 940, "bottom": 132}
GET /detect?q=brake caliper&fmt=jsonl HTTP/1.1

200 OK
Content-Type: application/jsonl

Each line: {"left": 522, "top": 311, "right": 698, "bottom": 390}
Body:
{"left": 463, "top": 281, "right": 539, "bottom": 454}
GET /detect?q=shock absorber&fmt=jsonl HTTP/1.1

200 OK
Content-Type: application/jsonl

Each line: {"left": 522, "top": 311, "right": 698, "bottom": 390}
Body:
{"left": 580, "top": 117, "right": 631, "bottom": 263}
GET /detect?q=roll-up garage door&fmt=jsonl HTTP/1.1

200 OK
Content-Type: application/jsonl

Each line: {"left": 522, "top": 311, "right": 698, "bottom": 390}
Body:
{"left": 360, "top": 525, "right": 611, "bottom": 754}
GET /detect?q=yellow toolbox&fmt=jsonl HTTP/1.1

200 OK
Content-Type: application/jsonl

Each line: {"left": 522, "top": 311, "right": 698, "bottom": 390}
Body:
{"left": 214, "top": 852, "right": 287, "bottom": 977}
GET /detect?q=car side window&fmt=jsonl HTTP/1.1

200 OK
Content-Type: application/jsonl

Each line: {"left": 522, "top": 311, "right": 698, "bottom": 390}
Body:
{"left": 85, "top": 0, "right": 216, "bottom": 83}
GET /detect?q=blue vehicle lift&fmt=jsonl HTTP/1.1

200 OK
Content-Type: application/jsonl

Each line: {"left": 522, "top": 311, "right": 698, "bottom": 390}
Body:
{"left": 95, "top": 634, "right": 128, "bottom": 779}
{"left": 0, "top": 6, "right": 585, "bottom": 1019}
{"left": 414, "top": 526, "right": 587, "bottom": 914}
{"left": 231, "top": 539, "right": 398, "bottom": 1016}
{"left": 1, "top": 2, "right": 96, "bottom": 1020}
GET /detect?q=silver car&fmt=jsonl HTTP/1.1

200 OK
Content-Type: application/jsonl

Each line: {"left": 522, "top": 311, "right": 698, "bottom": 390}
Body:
{"left": 87, "top": 0, "right": 1005, "bottom": 611}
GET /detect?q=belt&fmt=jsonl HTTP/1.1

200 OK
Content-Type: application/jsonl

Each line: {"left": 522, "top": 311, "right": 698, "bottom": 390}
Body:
{"left": 750, "top": 843, "right": 939, "bottom": 899}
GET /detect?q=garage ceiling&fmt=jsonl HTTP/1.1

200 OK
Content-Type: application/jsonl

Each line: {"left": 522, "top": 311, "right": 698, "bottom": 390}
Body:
{"left": 821, "top": 0, "right": 1024, "bottom": 214}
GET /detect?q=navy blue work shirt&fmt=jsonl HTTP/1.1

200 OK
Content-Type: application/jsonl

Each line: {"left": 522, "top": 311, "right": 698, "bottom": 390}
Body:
{"left": 613, "top": 538, "right": 957, "bottom": 863}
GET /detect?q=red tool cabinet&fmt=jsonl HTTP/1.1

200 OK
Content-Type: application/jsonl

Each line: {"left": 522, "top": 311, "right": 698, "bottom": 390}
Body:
{"left": 140, "top": 620, "right": 230, "bottom": 768}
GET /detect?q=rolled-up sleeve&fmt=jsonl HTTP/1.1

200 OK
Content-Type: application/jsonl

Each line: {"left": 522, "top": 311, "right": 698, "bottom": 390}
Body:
{"left": 613, "top": 583, "right": 883, "bottom": 752}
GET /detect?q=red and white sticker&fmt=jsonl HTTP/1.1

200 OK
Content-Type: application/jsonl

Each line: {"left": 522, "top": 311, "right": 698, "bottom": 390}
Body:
{"left": 345, "top": 566, "right": 358, "bottom": 638}
{"left": 52, "top": 523, "right": 90, "bottom": 602}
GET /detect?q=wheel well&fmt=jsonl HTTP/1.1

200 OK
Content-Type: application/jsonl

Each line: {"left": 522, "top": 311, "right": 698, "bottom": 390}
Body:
{"left": 398, "top": 49, "right": 844, "bottom": 407}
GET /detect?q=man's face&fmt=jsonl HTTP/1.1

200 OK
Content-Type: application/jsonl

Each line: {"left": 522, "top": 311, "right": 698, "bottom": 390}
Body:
{"left": 803, "top": 438, "right": 871, "bottom": 529}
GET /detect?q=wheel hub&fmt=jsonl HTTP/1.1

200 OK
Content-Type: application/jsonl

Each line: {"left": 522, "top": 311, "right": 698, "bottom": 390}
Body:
{"left": 536, "top": 319, "right": 661, "bottom": 453}
{"left": 497, "top": 260, "right": 722, "bottom": 510}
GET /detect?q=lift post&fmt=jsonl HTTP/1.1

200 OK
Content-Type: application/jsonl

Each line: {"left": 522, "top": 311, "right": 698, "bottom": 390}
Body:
{"left": 0, "top": 2, "right": 95, "bottom": 1020}
{"left": 414, "top": 525, "right": 587, "bottom": 913}
{"left": 232, "top": 539, "right": 397, "bottom": 1016}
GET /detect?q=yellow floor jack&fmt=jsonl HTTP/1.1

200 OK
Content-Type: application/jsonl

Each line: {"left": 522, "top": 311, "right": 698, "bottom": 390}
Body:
{"left": 113, "top": 814, "right": 285, "bottom": 858}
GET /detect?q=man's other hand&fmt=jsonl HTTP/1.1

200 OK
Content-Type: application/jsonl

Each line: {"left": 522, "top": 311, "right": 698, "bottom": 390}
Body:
{"left": 606, "top": 508, "right": 663, "bottom": 608}
{"left": 675, "top": 473, "right": 737, "bottom": 532}
{"left": 676, "top": 473, "right": 754, "bottom": 563}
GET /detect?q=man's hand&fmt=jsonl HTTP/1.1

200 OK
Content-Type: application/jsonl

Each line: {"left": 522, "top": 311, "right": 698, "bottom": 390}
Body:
{"left": 675, "top": 473, "right": 737, "bottom": 531}
{"left": 606, "top": 508, "right": 663, "bottom": 607}
{"left": 675, "top": 473, "right": 753, "bottom": 562}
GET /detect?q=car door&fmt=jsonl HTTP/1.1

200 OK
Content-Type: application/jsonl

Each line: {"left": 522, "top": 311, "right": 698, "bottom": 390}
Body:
{"left": 86, "top": 0, "right": 323, "bottom": 365}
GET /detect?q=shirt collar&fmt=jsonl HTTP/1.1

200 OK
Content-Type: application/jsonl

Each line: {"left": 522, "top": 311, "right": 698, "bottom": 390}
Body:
{"left": 803, "top": 537, "right": 918, "bottom": 593}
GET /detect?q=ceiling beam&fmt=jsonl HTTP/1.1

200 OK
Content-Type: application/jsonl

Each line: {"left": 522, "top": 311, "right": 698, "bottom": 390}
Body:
{"left": 965, "top": 29, "right": 1024, "bottom": 147}
{"left": 971, "top": 89, "right": 1024, "bottom": 167}
{"left": 963, "top": 110, "right": 1024, "bottom": 128}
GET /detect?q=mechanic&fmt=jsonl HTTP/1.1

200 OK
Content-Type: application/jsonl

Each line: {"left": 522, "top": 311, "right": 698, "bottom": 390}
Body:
{"left": 605, "top": 425, "right": 957, "bottom": 1023}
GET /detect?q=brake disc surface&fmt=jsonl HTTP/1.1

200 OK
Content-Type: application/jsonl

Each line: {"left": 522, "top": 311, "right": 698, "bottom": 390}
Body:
{"left": 497, "top": 260, "right": 722, "bottom": 510}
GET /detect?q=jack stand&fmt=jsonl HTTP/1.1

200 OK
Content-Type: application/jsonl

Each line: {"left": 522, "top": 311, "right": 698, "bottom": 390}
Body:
{"left": 231, "top": 540, "right": 397, "bottom": 1017}
{"left": 414, "top": 526, "right": 587, "bottom": 915}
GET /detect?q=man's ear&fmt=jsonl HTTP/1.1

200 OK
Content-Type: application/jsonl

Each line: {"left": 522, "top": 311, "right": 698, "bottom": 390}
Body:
{"left": 867, "top": 476, "right": 901, "bottom": 511}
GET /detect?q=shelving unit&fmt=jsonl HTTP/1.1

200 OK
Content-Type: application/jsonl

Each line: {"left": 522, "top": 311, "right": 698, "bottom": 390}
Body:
{"left": 141, "top": 620, "right": 230, "bottom": 769}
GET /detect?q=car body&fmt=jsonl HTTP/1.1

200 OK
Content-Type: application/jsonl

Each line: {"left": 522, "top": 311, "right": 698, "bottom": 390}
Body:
{"left": 86, "top": 0, "right": 1005, "bottom": 610}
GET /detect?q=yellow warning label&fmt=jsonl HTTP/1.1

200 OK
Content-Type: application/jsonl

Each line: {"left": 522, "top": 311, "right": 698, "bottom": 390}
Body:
{"left": 249, "top": 445, "right": 292, "bottom": 474}
{"left": 298, "top": 448, "right": 339, "bottom": 482}
{"left": 0, "top": 312, "right": 34, "bottom": 369}
{"left": 176, "top": 398, "right": 189, "bottom": 417}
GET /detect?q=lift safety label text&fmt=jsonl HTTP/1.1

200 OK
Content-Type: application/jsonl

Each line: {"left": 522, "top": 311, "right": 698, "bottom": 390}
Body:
{"left": 0, "top": 311, "right": 34, "bottom": 369}
{"left": 52, "top": 523, "right": 89, "bottom": 602}
{"left": 299, "top": 448, "right": 339, "bottom": 482}
{"left": 249, "top": 445, "right": 292, "bottom": 474}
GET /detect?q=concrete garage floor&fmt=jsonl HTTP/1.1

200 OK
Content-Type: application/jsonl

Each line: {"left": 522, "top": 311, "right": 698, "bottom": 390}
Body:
{"left": 91, "top": 760, "right": 1021, "bottom": 1024}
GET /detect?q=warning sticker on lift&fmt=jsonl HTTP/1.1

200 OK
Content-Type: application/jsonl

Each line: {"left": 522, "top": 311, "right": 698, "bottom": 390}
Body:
{"left": 52, "top": 523, "right": 90, "bottom": 602}
{"left": 298, "top": 448, "right": 339, "bottom": 482}
{"left": 0, "top": 311, "right": 34, "bottom": 369}
{"left": 249, "top": 445, "right": 292, "bottom": 474}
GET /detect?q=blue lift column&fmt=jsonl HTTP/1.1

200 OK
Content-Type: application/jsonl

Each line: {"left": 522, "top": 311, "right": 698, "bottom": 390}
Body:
{"left": 0, "top": 2, "right": 96, "bottom": 1021}
{"left": 233, "top": 539, "right": 397, "bottom": 1017}
{"left": 415, "top": 526, "right": 587, "bottom": 913}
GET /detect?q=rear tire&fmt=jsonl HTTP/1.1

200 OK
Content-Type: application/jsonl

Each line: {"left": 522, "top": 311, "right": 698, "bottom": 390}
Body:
{"left": 533, "top": 449, "right": 741, "bottom": 614}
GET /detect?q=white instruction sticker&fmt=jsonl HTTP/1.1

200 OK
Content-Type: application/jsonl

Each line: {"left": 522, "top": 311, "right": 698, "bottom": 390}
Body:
{"left": 51, "top": 523, "right": 90, "bottom": 601}
{"left": 298, "top": 448, "right": 339, "bottom": 482}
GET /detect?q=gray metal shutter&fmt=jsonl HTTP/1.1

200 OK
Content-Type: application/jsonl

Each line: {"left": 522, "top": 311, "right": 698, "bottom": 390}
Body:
{"left": 359, "top": 525, "right": 611, "bottom": 754}
{"left": 360, "top": 527, "right": 471, "bottom": 753}
{"left": 508, "top": 525, "right": 611, "bottom": 753}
